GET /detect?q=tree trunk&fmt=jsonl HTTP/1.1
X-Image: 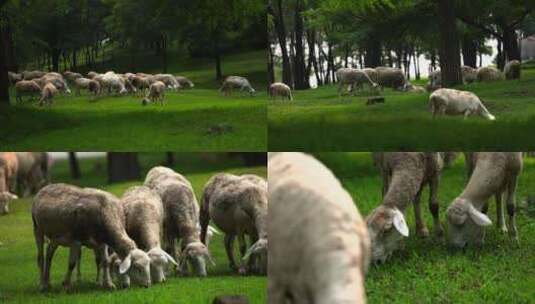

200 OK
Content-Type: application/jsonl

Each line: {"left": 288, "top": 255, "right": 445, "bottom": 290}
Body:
{"left": 68, "top": 152, "right": 81, "bottom": 180}
{"left": 107, "top": 153, "right": 141, "bottom": 184}
{"left": 306, "top": 29, "right": 321, "bottom": 86}
{"left": 166, "top": 152, "right": 175, "bottom": 166}
{"left": 437, "top": 0, "right": 463, "bottom": 87}
{"left": 268, "top": 0, "right": 292, "bottom": 86}
{"left": 364, "top": 37, "right": 382, "bottom": 68}
{"left": 502, "top": 25, "right": 521, "bottom": 61}
{"left": 293, "top": 0, "right": 309, "bottom": 90}
{"left": 0, "top": 24, "right": 9, "bottom": 105}
{"left": 496, "top": 38, "right": 505, "bottom": 70}
{"left": 268, "top": 45, "right": 275, "bottom": 86}
{"left": 462, "top": 37, "right": 478, "bottom": 68}
{"left": 51, "top": 49, "right": 60, "bottom": 72}
{"left": 2, "top": 21, "right": 16, "bottom": 71}
{"left": 162, "top": 36, "right": 168, "bottom": 73}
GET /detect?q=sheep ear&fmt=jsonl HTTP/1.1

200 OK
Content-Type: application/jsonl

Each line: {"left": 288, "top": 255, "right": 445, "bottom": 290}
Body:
{"left": 468, "top": 204, "right": 492, "bottom": 226}
{"left": 242, "top": 243, "right": 258, "bottom": 261}
{"left": 119, "top": 253, "right": 132, "bottom": 274}
{"left": 392, "top": 208, "right": 409, "bottom": 237}
{"left": 205, "top": 252, "right": 216, "bottom": 266}
{"left": 7, "top": 192, "right": 18, "bottom": 200}
{"left": 162, "top": 250, "right": 178, "bottom": 266}
{"left": 208, "top": 225, "right": 221, "bottom": 235}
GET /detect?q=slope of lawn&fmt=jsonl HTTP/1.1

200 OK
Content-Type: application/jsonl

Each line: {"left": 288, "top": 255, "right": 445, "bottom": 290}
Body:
{"left": 269, "top": 65, "right": 535, "bottom": 151}
{"left": 313, "top": 152, "right": 535, "bottom": 302}
{"left": 0, "top": 50, "right": 267, "bottom": 151}
{"left": 0, "top": 154, "right": 267, "bottom": 304}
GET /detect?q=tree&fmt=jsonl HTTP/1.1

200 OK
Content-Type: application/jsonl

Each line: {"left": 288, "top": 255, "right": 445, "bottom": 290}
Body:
{"left": 0, "top": 2, "right": 10, "bottom": 105}
{"left": 107, "top": 152, "right": 140, "bottom": 183}
{"left": 437, "top": 0, "right": 462, "bottom": 86}
{"left": 268, "top": 0, "right": 293, "bottom": 86}
{"left": 68, "top": 152, "right": 81, "bottom": 179}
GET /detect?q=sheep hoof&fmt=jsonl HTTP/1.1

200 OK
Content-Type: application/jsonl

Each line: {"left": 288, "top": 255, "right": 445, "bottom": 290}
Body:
{"left": 499, "top": 226, "right": 508, "bottom": 234}
{"left": 103, "top": 282, "right": 116, "bottom": 290}
{"left": 416, "top": 227, "right": 430, "bottom": 238}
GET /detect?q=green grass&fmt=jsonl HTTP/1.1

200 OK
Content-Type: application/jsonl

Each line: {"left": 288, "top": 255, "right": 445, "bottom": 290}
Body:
{"left": 269, "top": 66, "right": 535, "bottom": 151}
{"left": 0, "top": 50, "right": 267, "bottom": 151}
{"left": 312, "top": 152, "right": 535, "bottom": 302}
{"left": 0, "top": 154, "right": 267, "bottom": 303}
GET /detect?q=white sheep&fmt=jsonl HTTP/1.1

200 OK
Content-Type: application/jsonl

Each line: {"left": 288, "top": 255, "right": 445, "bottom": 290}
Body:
{"left": 367, "top": 152, "right": 444, "bottom": 263}
{"left": 14, "top": 80, "right": 42, "bottom": 103}
{"left": 175, "top": 76, "right": 194, "bottom": 89}
{"left": 153, "top": 74, "right": 181, "bottom": 90}
{"left": 219, "top": 76, "right": 255, "bottom": 96}
{"left": 39, "top": 83, "right": 58, "bottom": 107}
{"left": 376, "top": 67, "right": 409, "bottom": 91}
{"left": 477, "top": 66, "right": 504, "bottom": 82}
{"left": 99, "top": 72, "right": 127, "bottom": 95}
{"left": 504, "top": 60, "right": 521, "bottom": 80}
{"left": 336, "top": 68, "right": 379, "bottom": 96}
{"left": 32, "top": 183, "right": 152, "bottom": 291}
{"left": 144, "top": 167, "right": 212, "bottom": 277}
{"left": 269, "top": 82, "right": 292, "bottom": 101}
{"left": 143, "top": 81, "right": 166, "bottom": 105}
{"left": 268, "top": 152, "right": 370, "bottom": 304}
{"left": 446, "top": 152, "right": 523, "bottom": 248}
{"left": 429, "top": 88, "right": 495, "bottom": 120}
{"left": 200, "top": 173, "right": 267, "bottom": 275}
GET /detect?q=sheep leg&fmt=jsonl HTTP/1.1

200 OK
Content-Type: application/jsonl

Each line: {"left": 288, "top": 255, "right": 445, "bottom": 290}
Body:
{"left": 506, "top": 175, "right": 519, "bottom": 244}
{"left": 94, "top": 248, "right": 102, "bottom": 283}
{"left": 76, "top": 248, "right": 82, "bottom": 282}
{"left": 34, "top": 227, "right": 47, "bottom": 291}
{"left": 238, "top": 234, "right": 247, "bottom": 257}
{"left": 428, "top": 175, "right": 444, "bottom": 238}
{"left": 381, "top": 170, "right": 391, "bottom": 198}
{"left": 413, "top": 188, "right": 429, "bottom": 238}
{"left": 42, "top": 242, "right": 58, "bottom": 292}
{"left": 224, "top": 234, "right": 237, "bottom": 271}
{"left": 63, "top": 242, "right": 81, "bottom": 290}
{"left": 495, "top": 192, "right": 507, "bottom": 233}
{"left": 98, "top": 245, "right": 115, "bottom": 289}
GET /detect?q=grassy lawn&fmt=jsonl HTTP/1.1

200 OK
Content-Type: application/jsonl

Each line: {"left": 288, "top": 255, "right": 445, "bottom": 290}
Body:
{"left": 0, "top": 51, "right": 267, "bottom": 151}
{"left": 312, "top": 152, "right": 535, "bottom": 302}
{"left": 0, "top": 154, "right": 267, "bottom": 303}
{"left": 269, "top": 65, "right": 535, "bottom": 151}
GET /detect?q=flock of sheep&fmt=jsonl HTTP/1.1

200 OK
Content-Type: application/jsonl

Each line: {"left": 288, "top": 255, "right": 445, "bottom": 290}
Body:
{"left": 268, "top": 152, "right": 523, "bottom": 303}
{"left": 8, "top": 69, "right": 257, "bottom": 106}
{"left": 269, "top": 60, "right": 523, "bottom": 121}
{"left": 0, "top": 154, "right": 267, "bottom": 292}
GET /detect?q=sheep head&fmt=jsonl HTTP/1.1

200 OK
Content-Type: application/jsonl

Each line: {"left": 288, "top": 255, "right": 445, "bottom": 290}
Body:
{"left": 0, "top": 192, "right": 17, "bottom": 215}
{"left": 446, "top": 198, "right": 491, "bottom": 249}
{"left": 119, "top": 248, "right": 152, "bottom": 288}
{"left": 366, "top": 205, "right": 409, "bottom": 264}
{"left": 180, "top": 242, "right": 214, "bottom": 277}
{"left": 147, "top": 247, "right": 178, "bottom": 283}
{"left": 240, "top": 238, "right": 267, "bottom": 275}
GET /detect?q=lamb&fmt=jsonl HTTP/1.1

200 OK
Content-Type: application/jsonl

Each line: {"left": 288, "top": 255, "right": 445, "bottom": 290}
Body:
{"left": 367, "top": 152, "right": 444, "bottom": 263}
{"left": 143, "top": 81, "right": 166, "bottom": 106}
{"left": 504, "top": 60, "right": 521, "bottom": 80}
{"left": 269, "top": 82, "right": 293, "bottom": 101}
{"left": 429, "top": 88, "right": 495, "bottom": 120}
{"left": 200, "top": 173, "right": 268, "bottom": 275}
{"left": 32, "top": 183, "right": 152, "bottom": 291}
{"left": 144, "top": 167, "right": 212, "bottom": 277}
{"left": 22, "top": 70, "right": 46, "bottom": 80}
{"left": 74, "top": 78, "right": 100, "bottom": 96}
{"left": 219, "top": 76, "right": 255, "bottom": 96}
{"left": 268, "top": 152, "right": 370, "bottom": 304}
{"left": 116, "top": 186, "right": 178, "bottom": 287}
{"left": 376, "top": 66, "right": 409, "bottom": 90}
{"left": 8, "top": 71, "right": 22, "bottom": 85}
{"left": 477, "top": 66, "right": 504, "bottom": 82}
{"left": 153, "top": 74, "right": 180, "bottom": 90}
{"left": 15, "top": 80, "right": 42, "bottom": 103}
{"left": 336, "top": 68, "right": 379, "bottom": 96}
{"left": 446, "top": 152, "right": 523, "bottom": 248}
{"left": 0, "top": 152, "right": 19, "bottom": 215}
{"left": 174, "top": 76, "right": 194, "bottom": 89}
{"left": 39, "top": 83, "right": 58, "bottom": 106}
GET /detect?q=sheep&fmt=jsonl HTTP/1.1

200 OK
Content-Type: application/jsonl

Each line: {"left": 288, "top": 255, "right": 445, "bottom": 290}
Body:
{"left": 363, "top": 68, "right": 378, "bottom": 83}
{"left": 367, "top": 152, "right": 444, "bottom": 264}
{"left": 153, "top": 74, "right": 180, "bottom": 90}
{"left": 376, "top": 66, "right": 409, "bottom": 90}
{"left": 15, "top": 80, "right": 42, "bottom": 103}
{"left": 477, "top": 66, "right": 504, "bottom": 82}
{"left": 504, "top": 60, "right": 521, "bottom": 80}
{"left": 462, "top": 66, "right": 478, "bottom": 83}
{"left": 116, "top": 186, "right": 178, "bottom": 287}
{"left": 429, "top": 88, "right": 495, "bottom": 120}
{"left": 219, "top": 76, "right": 255, "bottom": 96}
{"left": 446, "top": 152, "right": 523, "bottom": 248}
{"left": 32, "top": 183, "right": 152, "bottom": 291}
{"left": 39, "top": 83, "right": 58, "bottom": 106}
{"left": 405, "top": 83, "right": 426, "bottom": 93}
{"left": 132, "top": 76, "right": 151, "bottom": 96}
{"left": 87, "top": 71, "right": 98, "bottom": 79}
{"left": 22, "top": 70, "right": 46, "bottom": 80}
{"left": 63, "top": 71, "right": 83, "bottom": 83}
{"left": 74, "top": 78, "right": 100, "bottom": 96}
{"left": 100, "top": 72, "right": 127, "bottom": 95}
{"left": 268, "top": 152, "right": 370, "bottom": 304}
{"left": 175, "top": 76, "right": 194, "bottom": 89}
{"left": 0, "top": 152, "right": 19, "bottom": 215}
{"left": 35, "top": 75, "right": 71, "bottom": 95}
{"left": 336, "top": 68, "right": 379, "bottom": 96}
{"left": 8, "top": 71, "right": 22, "bottom": 85}
{"left": 428, "top": 70, "right": 442, "bottom": 91}
{"left": 143, "top": 81, "right": 166, "bottom": 106}
{"left": 144, "top": 167, "right": 212, "bottom": 277}
{"left": 119, "top": 74, "right": 137, "bottom": 94}
{"left": 0, "top": 191, "right": 17, "bottom": 215}
{"left": 16, "top": 152, "right": 49, "bottom": 197}
{"left": 200, "top": 173, "right": 267, "bottom": 275}
{"left": 269, "top": 82, "right": 292, "bottom": 101}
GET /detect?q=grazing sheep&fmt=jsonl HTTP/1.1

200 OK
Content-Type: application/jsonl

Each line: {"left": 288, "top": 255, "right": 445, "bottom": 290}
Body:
{"left": 22, "top": 70, "right": 46, "bottom": 80}
{"left": 87, "top": 71, "right": 98, "bottom": 79}
{"left": 200, "top": 173, "right": 267, "bottom": 275}
{"left": 153, "top": 74, "right": 180, "bottom": 90}
{"left": 132, "top": 76, "right": 151, "bottom": 96}
{"left": 32, "top": 184, "right": 152, "bottom": 291}
{"left": 336, "top": 68, "right": 379, "bottom": 96}
{"left": 429, "top": 88, "right": 495, "bottom": 120}
{"left": 16, "top": 152, "right": 49, "bottom": 197}
{"left": 8, "top": 72, "right": 22, "bottom": 85}
{"left": 220, "top": 76, "right": 255, "bottom": 96}
{"left": 376, "top": 66, "right": 409, "bottom": 90}
{"left": 39, "top": 83, "right": 58, "bottom": 106}
{"left": 143, "top": 81, "right": 166, "bottom": 105}
{"left": 99, "top": 72, "right": 127, "bottom": 95}
{"left": 504, "top": 60, "right": 521, "bottom": 80}
{"left": 74, "top": 78, "right": 100, "bottom": 96}
{"left": 63, "top": 71, "right": 83, "bottom": 83}
{"left": 175, "top": 76, "right": 194, "bottom": 89}
{"left": 117, "top": 186, "right": 178, "bottom": 286}
{"left": 269, "top": 82, "right": 292, "bottom": 101}
{"left": 367, "top": 152, "right": 444, "bottom": 263}
{"left": 15, "top": 80, "right": 42, "bottom": 103}
{"left": 268, "top": 152, "right": 370, "bottom": 304}
{"left": 462, "top": 66, "right": 478, "bottom": 83}
{"left": 363, "top": 68, "right": 378, "bottom": 83}
{"left": 446, "top": 152, "right": 523, "bottom": 248}
{"left": 0, "top": 152, "right": 19, "bottom": 215}
{"left": 35, "top": 75, "right": 71, "bottom": 95}
{"left": 144, "top": 167, "right": 212, "bottom": 277}
{"left": 477, "top": 66, "right": 504, "bottom": 82}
